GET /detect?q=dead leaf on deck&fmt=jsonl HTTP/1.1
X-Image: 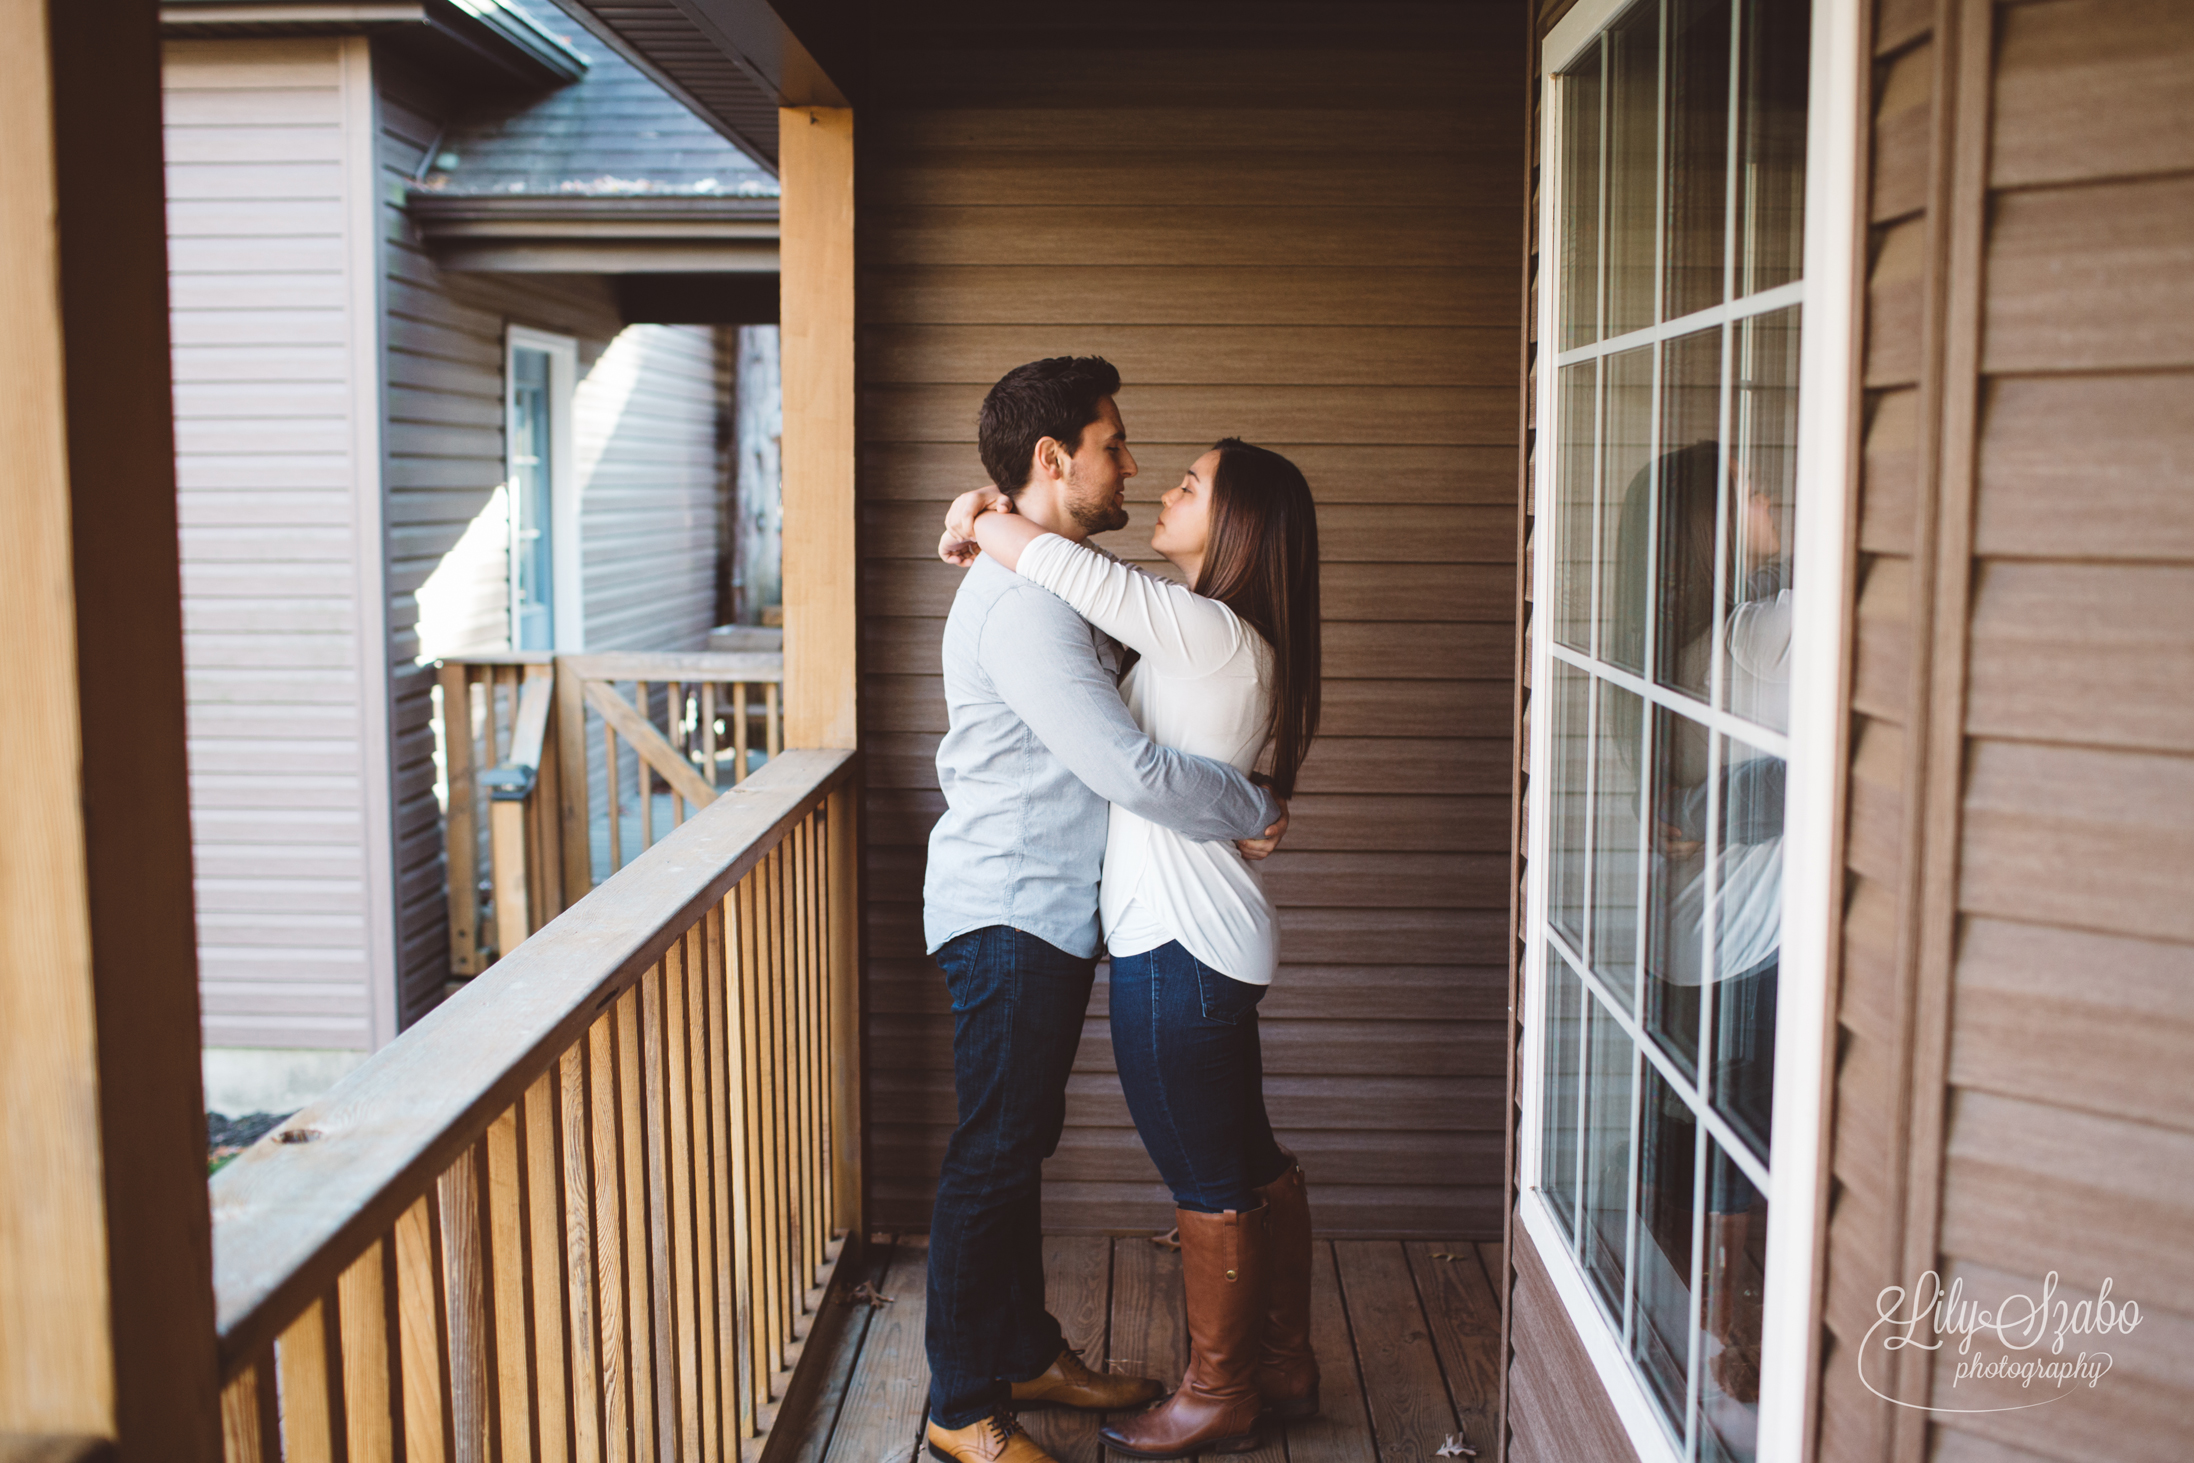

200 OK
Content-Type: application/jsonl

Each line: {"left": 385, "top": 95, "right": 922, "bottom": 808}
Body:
{"left": 848, "top": 1282, "right": 895, "bottom": 1308}
{"left": 1150, "top": 1228, "right": 1181, "bottom": 1251}
{"left": 1429, "top": 1251, "right": 1465, "bottom": 1262}
{"left": 1434, "top": 1435, "right": 1477, "bottom": 1457}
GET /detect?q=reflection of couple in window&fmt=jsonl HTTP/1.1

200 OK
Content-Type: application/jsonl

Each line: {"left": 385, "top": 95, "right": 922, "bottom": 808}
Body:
{"left": 1614, "top": 439, "right": 1788, "bottom": 1408}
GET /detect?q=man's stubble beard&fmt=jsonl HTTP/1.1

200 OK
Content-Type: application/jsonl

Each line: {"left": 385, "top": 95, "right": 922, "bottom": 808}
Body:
{"left": 1063, "top": 461, "right": 1130, "bottom": 535}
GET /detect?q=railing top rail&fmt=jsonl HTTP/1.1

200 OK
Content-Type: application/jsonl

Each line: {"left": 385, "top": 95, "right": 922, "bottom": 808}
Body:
{"left": 561, "top": 650, "right": 783, "bottom": 683}
{"left": 436, "top": 651, "right": 556, "bottom": 668}
{"left": 206, "top": 746, "right": 855, "bottom": 1374}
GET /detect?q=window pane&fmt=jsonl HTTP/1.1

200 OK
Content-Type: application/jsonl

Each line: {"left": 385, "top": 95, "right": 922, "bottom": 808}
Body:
{"left": 1698, "top": 1138, "right": 1767, "bottom": 1461}
{"left": 1553, "top": 361, "right": 1599, "bottom": 654}
{"left": 1633, "top": 1060, "right": 1697, "bottom": 1438}
{"left": 1663, "top": 0, "right": 1734, "bottom": 319}
{"left": 1644, "top": 702, "right": 1709, "bottom": 1075}
{"left": 1735, "top": 0, "right": 1808, "bottom": 297}
{"left": 1581, "top": 985, "right": 1636, "bottom": 1315}
{"left": 1546, "top": 660, "right": 1591, "bottom": 952}
{"left": 1654, "top": 326, "right": 1723, "bottom": 700}
{"left": 1725, "top": 305, "right": 1800, "bottom": 730}
{"left": 1541, "top": 954, "right": 1587, "bottom": 1236}
{"left": 1559, "top": 46, "right": 1605, "bottom": 349}
{"left": 1591, "top": 681, "right": 1644, "bottom": 1001}
{"left": 510, "top": 346, "right": 555, "bottom": 652}
{"left": 1711, "top": 733, "right": 1783, "bottom": 1160}
{"left": 1600, "top": 346, "right": 1655, "bottom": 672}
{"left": 1605, "top": 0, "right": 1661, "bottom": 337}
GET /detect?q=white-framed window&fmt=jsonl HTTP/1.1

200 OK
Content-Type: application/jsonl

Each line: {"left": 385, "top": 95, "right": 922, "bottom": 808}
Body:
{"left": 1519, "top": 0, "right": 1858, "bottom": 1459}
{"left": 504, "top": 326, "right": 582, "bottom": 652}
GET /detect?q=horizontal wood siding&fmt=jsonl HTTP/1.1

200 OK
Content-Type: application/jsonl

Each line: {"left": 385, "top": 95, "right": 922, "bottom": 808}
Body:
{"left": 857, "top": 2, "right": 1525, "bottom": 1236}
{"left": 373, "top": 48, "right": 729, "bottom": 1025}
{"left": 574, "top": 323, "right": 731, "bottom": 653}
{"left": 1819, "top": 2, "right": 2194, "bottom": 1459}
{"left": 165, "top": 38, "right": 388, "bottom": 1051}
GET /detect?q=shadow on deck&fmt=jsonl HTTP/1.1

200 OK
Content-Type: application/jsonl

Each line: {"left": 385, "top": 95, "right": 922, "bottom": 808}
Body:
{"left": 788, "top": 1235, "right": 1504, "bottom": 1463}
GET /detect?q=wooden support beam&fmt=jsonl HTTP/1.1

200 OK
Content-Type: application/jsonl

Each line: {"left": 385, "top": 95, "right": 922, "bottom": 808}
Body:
{"left": 779, "top": 106, "right": 858, "bottom": 752}
{"left": 0, "top": 0, "right": 220, "bottom": 1452}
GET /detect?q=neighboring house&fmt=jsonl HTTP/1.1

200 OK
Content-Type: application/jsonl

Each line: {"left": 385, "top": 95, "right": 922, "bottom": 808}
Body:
{"left": 160, "top": 0, "right": 780, "bottom": 1110}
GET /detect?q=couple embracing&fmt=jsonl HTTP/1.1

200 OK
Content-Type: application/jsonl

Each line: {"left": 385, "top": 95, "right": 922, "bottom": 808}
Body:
{"left": 921, "top": 356, "right": 1324, "bottom": 1463}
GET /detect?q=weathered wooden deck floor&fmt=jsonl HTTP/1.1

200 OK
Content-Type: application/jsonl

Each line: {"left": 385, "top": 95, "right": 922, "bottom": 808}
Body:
{"left": 789, "top": 1234, "right": 1504, "bottom": 1463}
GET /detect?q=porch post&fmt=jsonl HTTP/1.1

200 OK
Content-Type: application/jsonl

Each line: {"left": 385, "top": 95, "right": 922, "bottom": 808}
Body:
{"left": 0, "top": 0, "right": 222, "bottom": 1455}
{"left": 778, "top": 105, "right": 858, "bottom": 752}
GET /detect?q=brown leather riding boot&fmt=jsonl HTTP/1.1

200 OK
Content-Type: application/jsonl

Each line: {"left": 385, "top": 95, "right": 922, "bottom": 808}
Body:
{"left": 1099, "top": 1206, "right": 1270, "bottom": 1458}
{"left": 1252, "top": 1149, "right": 1321, "bottom": 1419}
{"left": 1010, "top": 1344, "right": 1163, "bottom": 1411}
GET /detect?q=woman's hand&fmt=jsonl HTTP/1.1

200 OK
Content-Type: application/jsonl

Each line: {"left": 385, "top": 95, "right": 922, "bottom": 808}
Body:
{"left": 938, "top": 486, "right": 1011, "bottom": 567}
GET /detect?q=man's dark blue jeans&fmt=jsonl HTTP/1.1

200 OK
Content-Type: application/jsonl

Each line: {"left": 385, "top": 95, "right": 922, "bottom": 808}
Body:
{"left": 925, "top": 925, "right": 1095, "bottom": 1430}
{"left": 1109, "top": 940, "right": 1290, "bottom": 1213}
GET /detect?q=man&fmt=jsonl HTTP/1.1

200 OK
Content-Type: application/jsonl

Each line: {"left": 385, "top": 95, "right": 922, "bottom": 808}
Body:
{"left": 922, "top": 357, "right": 1287, "bottom": 1463}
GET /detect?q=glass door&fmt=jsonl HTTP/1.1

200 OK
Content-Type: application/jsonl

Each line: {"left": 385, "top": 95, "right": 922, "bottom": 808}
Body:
{"left": 508, "top": 344, "right": 556, "bottom": 652}
{"left": 1529, "top": 1, "right": 1810, "bottom": 1458}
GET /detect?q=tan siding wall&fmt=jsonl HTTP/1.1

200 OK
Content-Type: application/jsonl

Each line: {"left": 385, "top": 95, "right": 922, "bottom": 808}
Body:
{"left": 1817, "top": 2, "right": 2194, "bottom": 1459}
{"left": 164, "top": 38, "right": 391, "bottom": 1051}
{"left": 372, "top": 49, "right": 727, "bottom": 1025}
{"left": 858, "top": 3, "right": 1525, "bottom": 1236}
{"left": 1506, "top": 1229, "right": 1640, "bottom": 1463}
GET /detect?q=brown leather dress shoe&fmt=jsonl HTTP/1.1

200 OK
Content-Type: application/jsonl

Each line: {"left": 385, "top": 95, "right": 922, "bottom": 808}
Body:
{"left": 1253, "top": 1150, "right": 1321, "bottom": 1419}
{"left": 1010, "top": 1346, "right": 1164, "bottom": 1411}
{"left": 926, "top": 1412, "right": 1058, "bottom": 1463}
{"left": 1100, "top": 1205, "right": 1271, "bottom": 1458}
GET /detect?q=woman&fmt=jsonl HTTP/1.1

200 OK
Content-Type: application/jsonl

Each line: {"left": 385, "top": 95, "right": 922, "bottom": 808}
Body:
{"left": 940, "top": 438, "right": 1321, "bottom": 1458}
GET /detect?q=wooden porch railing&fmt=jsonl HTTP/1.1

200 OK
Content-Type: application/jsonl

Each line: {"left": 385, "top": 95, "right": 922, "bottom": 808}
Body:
{"left": 439, "top": 653, "right": 786, "bottom": 976}
{"left": 209, "top": 748, "right": 862, "bottom": 1463}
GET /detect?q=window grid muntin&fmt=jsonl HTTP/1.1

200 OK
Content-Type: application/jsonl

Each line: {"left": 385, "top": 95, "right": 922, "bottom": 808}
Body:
{"left": 1535, "top": 2, "right": 1804, "bottom": 1451}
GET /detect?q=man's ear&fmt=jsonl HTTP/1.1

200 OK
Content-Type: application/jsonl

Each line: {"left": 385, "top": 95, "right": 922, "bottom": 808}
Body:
{"left": 1031, "top": 435, "right": 1067, "bottom": 484}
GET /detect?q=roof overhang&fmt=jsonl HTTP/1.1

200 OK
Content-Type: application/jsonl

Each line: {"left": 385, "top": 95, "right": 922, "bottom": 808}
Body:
{"left": 160, "top": 0, "right": 587, "bottom": 88}
{"left": 408, "top": 194, "right": 780, "bottom": 273}
{"left": 541, "top": 0, "right": 861, "bottom": 173}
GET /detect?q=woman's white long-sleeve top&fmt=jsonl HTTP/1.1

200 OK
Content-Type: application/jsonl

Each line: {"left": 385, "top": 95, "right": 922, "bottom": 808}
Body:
{"left": 1014, "top": 533, "right": 1280, "bottom": 984}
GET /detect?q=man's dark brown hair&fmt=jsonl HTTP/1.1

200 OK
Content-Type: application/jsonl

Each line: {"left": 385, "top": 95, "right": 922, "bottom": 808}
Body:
{"left": 977, "top": 355, "right": 1122, "bottom": 496}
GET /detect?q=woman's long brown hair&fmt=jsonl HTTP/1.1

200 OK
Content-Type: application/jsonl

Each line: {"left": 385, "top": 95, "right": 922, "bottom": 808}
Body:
{"left": 1194, "top": 438, "right": 1322, "bottom": 799}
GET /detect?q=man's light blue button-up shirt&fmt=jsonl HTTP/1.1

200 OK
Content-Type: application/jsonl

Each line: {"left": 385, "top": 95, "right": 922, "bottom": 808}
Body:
{"left": 922, "top": 554, "right": 1282, "bottom": 960}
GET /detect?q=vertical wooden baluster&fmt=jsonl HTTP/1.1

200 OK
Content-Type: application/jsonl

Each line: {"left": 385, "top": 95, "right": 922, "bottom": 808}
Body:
{"left": 634, "top": 682, "right": 653, "bottom": 853}
{"left": 221, "top": 1347, "right": 282, "bottom": 1463}
{"left": 603, "top": 722, "right": 622, "bottom": 875}
{"left": 668, "top": 681, "right": 686, "bottom": 828}
{"left": 614, "top": 986, "right": 658, "bottom": 1463}
{"left": 770, "top": 842, "right": 795, "bottom": 1356}
{"left": 722, "top": 883, "right": 758, "bottom": 1443}
{"left": 731, "top": 683, "right": 748, "bottom": 784}
{"left": 524, "top": 1074, "right": 573, "bottom": 1463}
{"left": 663, "top": 935, "right": 705, "bottom": 1457}
{"left": 587, "top": 1014, "right": 632, "bottom": 1463}
{"left": 825, "top": 784, "right": 862, "bottom": 1243}
{"left": 763, "top": 683, "right": 780, "bottom": 760}
{"left": 396, "top": 1192, "right": 455, "bottom": 1463}
{"left": 485, "top": 1110, "right": 535, "bottom": 1463}
{"left": 802, "top": 810, "right": 825, "bottom": 1290}
{"left": 693, "top": 910, "right": 731, "bottom": 1461}
{"left": 786, "top": 817, "right": 815, "bottom": 1303}
{"left": 639, "top": 965, "right": 680, "bottom": 1451}
{"left": 441, "top": 663, "right": 480, "bottom": 978}
{"left": 756, "top": 846, "right": 787, "bottom": 1374}
{"left": 337, "top": 1238, "right": 400, "bottom": 1460}
{"left": 559, "top": 1047, "right": 605, "bottom": 1463}
{"left": 734, "top": 873, "right": 767, "bottom": 1429}
{"left": 555, "top": 654, "right": 592, "bottom": 904}
{"left": 276, "top": 1296, "right": 346, "bottom": 1463}
{"left": 700, "top": 683, "right": 718, "bottom": 791}
{"left": 440, "top": 1144, "right": 497, "bottom": 1461}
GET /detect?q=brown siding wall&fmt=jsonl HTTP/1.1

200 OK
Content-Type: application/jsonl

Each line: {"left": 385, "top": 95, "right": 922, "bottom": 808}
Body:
{"left": 1817, "top": 2, "right": 2194, "bottom": 1460}
{"left": 856, "top": 2, "right": 1526, "bottom": 1236}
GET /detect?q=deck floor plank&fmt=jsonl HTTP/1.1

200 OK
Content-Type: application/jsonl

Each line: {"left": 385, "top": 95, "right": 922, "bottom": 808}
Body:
{"left": 780, "top": 1240, "right": 899, "bottom": 1463}
{"left": 1102, "top": 1234, "right": 1186, "bottom": 1463}
{"left": 1333, "top": 1241, "right": 1460, "bottom": 1462}
{"left": 1276, "top": 1242, "right": 1378, "bottom": 1463}
{"left": 820, "top": 1237, "right": 931, "bottom": 1463}
{"left": 1405, "top": 1241, "right": 1503, "bottom": 1460}
{"left": 1020, "top": 1235, "right": 1112, "bottom": 1463}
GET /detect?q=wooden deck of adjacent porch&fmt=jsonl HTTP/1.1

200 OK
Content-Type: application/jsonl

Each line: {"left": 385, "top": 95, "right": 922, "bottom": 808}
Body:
{"left": 786, "top": 1235, "right": 1505, "bottom": 1463}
